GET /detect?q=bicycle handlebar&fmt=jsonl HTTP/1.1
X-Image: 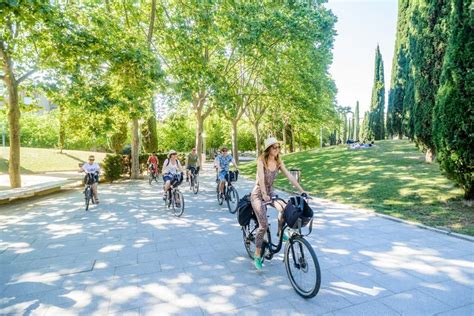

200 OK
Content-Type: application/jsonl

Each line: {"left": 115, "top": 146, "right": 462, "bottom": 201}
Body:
{"left": 263, "top": 193, "right": 311, "bottom": 205}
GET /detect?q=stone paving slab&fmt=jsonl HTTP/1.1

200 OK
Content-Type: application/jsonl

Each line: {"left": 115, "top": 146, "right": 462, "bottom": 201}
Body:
{"left": 0, "top": 164, "right": 473, "bottom": 315}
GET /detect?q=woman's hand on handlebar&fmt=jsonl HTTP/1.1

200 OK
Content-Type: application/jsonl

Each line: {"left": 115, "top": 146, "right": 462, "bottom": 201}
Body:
{"left": 262, "top": 192, "right": 271, "bottom": 202}
{"left": 300, "top": 192, "right": 311, "bottom": 199}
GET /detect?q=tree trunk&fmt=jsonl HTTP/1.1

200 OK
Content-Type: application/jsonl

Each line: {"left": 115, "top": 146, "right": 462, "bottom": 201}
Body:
{"left": 1, "top": 43, "right": 21, "bottom": 188}
{"left": 282, "top": 120, "right": 287, "bottom": 154}
{"left": 6, "top": 78, "right": 21, "bottom": 188}
{"left": 297, "top": 130, "right": 302, "bottom": 152}
{"left": 131, "top": 118, "right": 140, "bottom": 179}
{"left": 398, "top": 132, "right": 403, "bottom": 140}
{"left": 143, "top": 97, "right": 158, "bottom": 152}
{"left": 253, "top": 120, "right": 261, "bottom": 156}
{"left": 195, "top": 111, "right": 204, "bottom": 166}
{"left": 320, "top": 126, "right": 323, "bottom": 148}
{"left": 425, "top": 148, "right": 435, "bottom": 163}
{"left": 58, "top": 105, "right": 65, "bottom": 153}
{"left": 289, "top": 124, "right": 295, "bottom": 153}
{"left": 231, "top": 119, "right": 239, "bottom": 163}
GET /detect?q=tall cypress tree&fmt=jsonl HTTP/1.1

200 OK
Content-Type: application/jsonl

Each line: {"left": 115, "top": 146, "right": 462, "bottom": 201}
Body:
{"left": 368, "top": 45, "right": 385, "bottom": 140}
{"left": 410, "top": 0, "right": 450, "bottom": 162}
{"left": 354, "top": 101, "right": 359, "bottom": 141}
{"left": 388, "top": 46, "right": 408, "bottom": 139}
{"left": 387, "top": 89, "right": 394, "bottom": 138}
{"left": 360, "top": 111, "right": 370, "bottom": 142}
{"left": 433, "top": 0, "right": 473, "bottom": 199}
{"left": 388, "top": 0, "right": 412, "bottom": 140}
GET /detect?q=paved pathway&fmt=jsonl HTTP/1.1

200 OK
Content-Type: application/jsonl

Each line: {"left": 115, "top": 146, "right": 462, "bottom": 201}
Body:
{"left": 0, "top": 165, "right": 473, "bottom": 315}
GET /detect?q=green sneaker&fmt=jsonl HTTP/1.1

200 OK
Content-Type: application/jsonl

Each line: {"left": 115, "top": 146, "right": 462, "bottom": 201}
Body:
{"left": 254, "top": 256, "right": 263, "bottom": 270}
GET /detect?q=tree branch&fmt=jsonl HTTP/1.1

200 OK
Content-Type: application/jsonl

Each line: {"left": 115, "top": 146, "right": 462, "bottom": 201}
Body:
{"left": 17, "top": 68, "right": 37, "bottom": 84}
{"left": 147, "top": 0, "right": 157, "bottom": 44}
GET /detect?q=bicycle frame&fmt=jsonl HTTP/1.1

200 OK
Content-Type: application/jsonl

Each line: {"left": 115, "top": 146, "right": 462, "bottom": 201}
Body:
{"left": 260, "top": 196, "right": 314, "bottom": 259}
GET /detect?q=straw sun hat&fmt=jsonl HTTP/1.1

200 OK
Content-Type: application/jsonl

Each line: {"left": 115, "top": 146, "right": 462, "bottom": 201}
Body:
{"left": 263, "top": 137, "right": 281, "bottom": 151}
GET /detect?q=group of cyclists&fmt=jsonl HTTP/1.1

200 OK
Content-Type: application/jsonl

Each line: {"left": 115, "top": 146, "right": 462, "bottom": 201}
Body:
{"left": 80, "top": 137, "right": 308, "bottom": 271}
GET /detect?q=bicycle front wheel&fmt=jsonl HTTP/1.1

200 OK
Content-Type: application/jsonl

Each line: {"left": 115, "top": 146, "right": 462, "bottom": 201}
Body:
{"left": 226, "top": 186, "right": 239, "bottom": 214}
{"left": 84, "top": 187, "right": 91, "bottom": 211}
{"left": 242, "top": 217, "right": 258, "bottom": 259}
{"left": 172, "top": 190, "right": 185, "bottom": 217}
{"left": 284, "top": 236, "right": 321, "bottom": 299}
{"left": 217, "top": 184, "right": 224, "bottom": 205}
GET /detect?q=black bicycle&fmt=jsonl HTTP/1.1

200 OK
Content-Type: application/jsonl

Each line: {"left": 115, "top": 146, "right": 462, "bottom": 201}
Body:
{"left": 148, "top": 163, "right": 159, "bottom": 185}
{"left": 188, "top": 167, "right": 199, "bottom": 194}
{"left": 83, "top": 172, "right": 98, "bottom": 211}
{"left": 216, "top": 170, "right": 239, "bottom": 214}
{"left": 164, "top": 173, "right": 185, "bottom": 217}
{"left": 241, "top": 194, "right": 321, "bottom": 298}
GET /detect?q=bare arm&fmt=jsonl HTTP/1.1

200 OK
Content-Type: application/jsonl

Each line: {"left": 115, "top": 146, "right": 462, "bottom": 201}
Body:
{"left": 256, "top": 158, "right": 269, "bottom": 200}
{"left": 161, "top": 160, "right": 167, "bottom": 174}
{"left": 279, "top": 161, "right": 305, "bottom": 193}
{"left": 232, "top": 158, "right": 239, "bottom": 170}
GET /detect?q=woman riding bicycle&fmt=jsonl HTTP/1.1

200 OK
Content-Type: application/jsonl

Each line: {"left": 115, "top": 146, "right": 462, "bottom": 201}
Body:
{"left": 251, "top": 137, "right": 307, "bottom": 270}
{"left": 161, "top": 150, "right": 184, "bottom": 200}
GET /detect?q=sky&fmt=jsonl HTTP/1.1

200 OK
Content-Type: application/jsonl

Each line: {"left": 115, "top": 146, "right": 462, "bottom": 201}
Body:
{"left": 325, "top": 0, "right": 398, "bottom": 114}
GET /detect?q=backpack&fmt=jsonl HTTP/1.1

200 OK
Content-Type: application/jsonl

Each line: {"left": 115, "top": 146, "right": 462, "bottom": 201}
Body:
{"left": 284, "top": 196, "right": 313, "bottom": 229}
{"left": 237, "top": 193, "right": 256, "bottom": 226}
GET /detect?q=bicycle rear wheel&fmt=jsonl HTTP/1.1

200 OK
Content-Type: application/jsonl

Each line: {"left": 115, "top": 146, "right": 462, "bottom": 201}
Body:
{"left": 226, "top": 186, "right": 239, "bottom": 214}
{"left": 172, "top": 190, "right": 185, "bottom": 217}
{"left": 284, "top": 236, "right": 321, "bottom": 298}
{"left": 192, "top": 175, "right": 199, "bottom": 194}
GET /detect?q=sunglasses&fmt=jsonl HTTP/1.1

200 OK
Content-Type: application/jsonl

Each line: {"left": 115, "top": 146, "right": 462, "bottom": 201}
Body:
{"left": 89, "top": 159, "right": 95, "bottom": 161}
{"left": 271, "top": 145, "right": 281, "bottom": 150}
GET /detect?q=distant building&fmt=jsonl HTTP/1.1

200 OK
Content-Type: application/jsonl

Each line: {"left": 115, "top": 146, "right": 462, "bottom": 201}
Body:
{"left": 0, "top": 91, "right": 56, "bottom": 114}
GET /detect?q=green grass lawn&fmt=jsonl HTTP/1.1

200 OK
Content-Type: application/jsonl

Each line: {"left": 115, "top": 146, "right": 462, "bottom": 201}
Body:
{"left": 240, "top": 139, "right": 474, "bottom": 236}
{"left": 0, "top": 147, "right": 107, "bottom": 174}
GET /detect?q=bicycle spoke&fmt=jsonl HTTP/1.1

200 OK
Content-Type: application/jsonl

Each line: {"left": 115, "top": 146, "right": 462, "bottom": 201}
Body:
{"left": 285, "top": 237, "right": 321, "bottom": 298}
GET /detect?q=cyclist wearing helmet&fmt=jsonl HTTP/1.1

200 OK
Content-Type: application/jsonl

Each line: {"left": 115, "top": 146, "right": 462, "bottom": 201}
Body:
{"left": 162, "top": 150, "right": 184, "bottom": 199}
{"left": 250, "top": 137, "right": 307, "bottom": 270}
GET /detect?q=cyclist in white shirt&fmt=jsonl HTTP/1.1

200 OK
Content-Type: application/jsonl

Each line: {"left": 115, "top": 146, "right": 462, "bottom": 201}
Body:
{"left": 161, "top": 150, "right": 184, "bottom": 199}
{"left": 81, "top": 155, "right": 100, "bottom": 203}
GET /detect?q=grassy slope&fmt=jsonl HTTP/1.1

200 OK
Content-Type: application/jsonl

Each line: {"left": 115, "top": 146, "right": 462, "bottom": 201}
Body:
{"left": 0, "top": 147, "right": 107, "bottom": 174}
{"left": 240, "top": 140, "right": 473, "bottom": 236}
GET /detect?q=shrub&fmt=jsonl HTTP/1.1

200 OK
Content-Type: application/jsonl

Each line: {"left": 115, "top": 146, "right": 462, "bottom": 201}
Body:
{"left": 103, "top": 154, "right": 124, "bottom": 183}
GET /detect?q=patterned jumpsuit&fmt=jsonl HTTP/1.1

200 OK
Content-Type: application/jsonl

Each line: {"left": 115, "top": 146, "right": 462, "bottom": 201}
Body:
{"left": 250, "top": 163, "right": 285, "bottom": 249}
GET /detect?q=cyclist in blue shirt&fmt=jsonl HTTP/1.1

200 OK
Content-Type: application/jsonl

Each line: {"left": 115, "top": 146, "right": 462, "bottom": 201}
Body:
{"left": 216, "top": 147, "right": 239, "bottom": 198}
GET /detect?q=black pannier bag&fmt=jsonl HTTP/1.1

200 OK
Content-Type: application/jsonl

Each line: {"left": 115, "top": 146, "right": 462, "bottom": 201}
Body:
{"left": 237, "top": 193, "right": 255, "bottom": 226}
{"left": 227, "top": 170, "right": 239, "bottom": 182}
{"left": 284, "top": 196, "right": 313, "bottom": 229}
